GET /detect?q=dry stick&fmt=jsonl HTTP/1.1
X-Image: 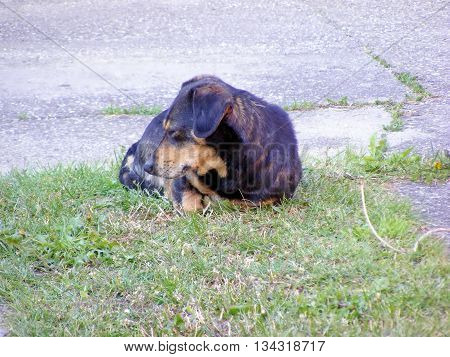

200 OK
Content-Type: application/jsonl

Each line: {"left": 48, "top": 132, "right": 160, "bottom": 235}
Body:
{"left": 412, "top": 228, "right": 450, "bottom": 252}
{"left": 157, "top": 205, "right": 170, "bottom": 221}
{"left": 360, "top": 181, "right": 450, "bottom": 253}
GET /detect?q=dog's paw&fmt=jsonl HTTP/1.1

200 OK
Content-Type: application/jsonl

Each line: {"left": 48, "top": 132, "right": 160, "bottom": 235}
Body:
{"left": 195, "top": 155, "right": 227, "bottom": 178}
{"left": 202, "top": 193, "right": 222, "bottom": 206}
{"left": 180, "top": 190, "right": 204, "bottom": 212}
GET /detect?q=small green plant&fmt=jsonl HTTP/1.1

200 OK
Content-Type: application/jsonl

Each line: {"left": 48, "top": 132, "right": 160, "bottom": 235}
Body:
{"left": 362, "top": 134, "right": 389, "bottom": 172}
{"left": 283, "top": 101, "right": 316, "bottom": 111}
{"left": 371, "top": 54, "right": 390, "bottom": 68}
{"left": 374, "top": 99, "right": 393, "bottom": 106}
{"left": 366, "top": 49, "right": 391, "bottom": 69}
{"left": 346, "top": 135, "right": 450, "bottom": 182}
{"left": 383, "top": 103, "right": 404, "bottom": 132}
{"left": 394, "top": 72, "right": 431, "bottom": 100}
{"left": 102, "top": 105, "right": 163, "bottom": 116}
{"left": 326, "top": 96, "right": 349, "bottom": 106}
{"left": 367, "top": 50, "right": 432, "bottom": 102}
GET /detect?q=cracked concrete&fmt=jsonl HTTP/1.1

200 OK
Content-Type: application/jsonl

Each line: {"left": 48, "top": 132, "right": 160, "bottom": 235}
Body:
{"left": 389, "top": 97, "right": 450, "bottom": 156}
{"left": 0, "top": 113, "right": 149, "bottom": 172}
{"left": 292, "top": 106, "right": 392, "bottom": 157}
{"left": 302, "top": 1, "right": 450, "bottom": 236}
{"left": 0, "top": 106, "right": 395, "bottom": 173}
{"left": 0, "top": 0, "right": 406, "bottom": 121}
{"left": 392, "top": 181, "right": 450, "bottom": 232}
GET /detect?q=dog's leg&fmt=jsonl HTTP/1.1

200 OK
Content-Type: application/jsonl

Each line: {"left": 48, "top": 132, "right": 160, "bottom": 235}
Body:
{"left": 185, "top": 171, "right": 221, "bottom": 202}
{"left": 180, "top": 189, "right": 204, "bottom": 212}
{"left": 170, "top": 176, "right": 205, "bottom": 212}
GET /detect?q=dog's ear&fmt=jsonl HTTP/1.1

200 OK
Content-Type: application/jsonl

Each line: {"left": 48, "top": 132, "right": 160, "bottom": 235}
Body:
{"left": 181, "top": 75, "right": 207, "bottom": 88}
{"left": 192, "top": 85, "right": 232, "bottom": 138}
{"left": 181, "top": 74, "right": 217, "bottom": 88}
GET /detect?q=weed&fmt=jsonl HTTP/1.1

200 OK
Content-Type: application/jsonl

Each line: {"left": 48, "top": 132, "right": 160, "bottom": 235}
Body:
{"left": 283, "top": 97, "right": 351, "bottom": 112}
{"left": 371, "top": 54, "right": 391, "bottom": 69}
{"left": 326, "top": 96, "right": 349, "bottom": 106}
{"left": 18, "top": 113, "right": 28, "bottom": 120}
{"left": 383, "top": 102, "right": 404, "bottom": 132}
{"left": 374, "top": 99, "right": 394, "bottom": 106}
{"left": 102, "top": 105, "right": 163, "bottom": 116}
{"left": 394, "top": 72, "right": 431, "bottom": 100}
{"left": 367, "top": 50, "right": 432, "bottom": 101}
{"left": 345, "top": 135, "right": 450, "bottom": 182}
{"left": 283, "top": 101, "right": 316, "bottom": 111}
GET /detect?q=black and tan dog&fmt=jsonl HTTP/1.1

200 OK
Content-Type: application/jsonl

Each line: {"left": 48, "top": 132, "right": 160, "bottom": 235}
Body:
{"left": 119, "top": 75, "right": 302, "bottom": 211}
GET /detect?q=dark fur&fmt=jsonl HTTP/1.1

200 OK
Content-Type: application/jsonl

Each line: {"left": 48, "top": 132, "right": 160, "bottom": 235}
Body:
{"left": 119, "top": 75, "right": 302, "bottom": 209}
{"left": 118, "top": 110, "right": 195, "bottom": 207}
{"left": 119, "top": 110, "right": 166, "bottom": 193}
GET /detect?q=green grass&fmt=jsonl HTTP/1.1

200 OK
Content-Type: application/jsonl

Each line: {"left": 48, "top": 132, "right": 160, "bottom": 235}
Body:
{"left": 326, "top": 96, "right": 349, "bottom": 106}
{"left": 102, "top": 105, "right": 163, "bottom": 116}
{"left": 283, "top": 97, "right": 351, "bottom": 112}
{"left": 395, "top": 72, "right": 431, "bottom": 101}
{"left": 18, "top": 112, "right": 28, "bottom": 121}
{"left": 344, "top": 135, "right": 449, "bottom": 182}
{"left": 370, "top": 54, "right": 391, "bottom": 69}
{"left": 367, "top": 50, "right": 432, "bottom": 102}
{"left": 383, "top": 102, "right": 404, "bottom": 132}
{"left": 283, "top": 101, "right": 316, "bottom": 111}
{"left": 0, "top": 148, "right": 448, "bottom": 336}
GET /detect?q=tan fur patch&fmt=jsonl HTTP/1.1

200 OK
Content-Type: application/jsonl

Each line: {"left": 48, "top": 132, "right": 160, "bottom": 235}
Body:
{"left": 163, "top": 118, "right": 171, "bottom": 130}
{"left": 154, "top": 141, "right": 227, "bottom": 178}
{"left": 191, "top": 132, "right": 206, "bottom": 145}
{"left": 163, "top": 179, "right": 174, "bottom": 201}
{"left": 229, "top": 95, "right": 265, "bottom": 142}
{"left": 233, "top": 97, "right": 245, "bottom": 119}
{"left": 181, "top": 190, "right": 203, "bottom": 212}
{"left": 251, "top": 100, "right": 266, "bottom": 108}
{"left": 260, "top": 197, "right": 280, "bottom": 205}
{"left": 185, "top": 171, "right": 221, "bottom": 201}
{"left": 231, "top": 96, "right": 253, "bottom": 137}
{"left": 235, "top": 97, "right": 244, "bottom": 110}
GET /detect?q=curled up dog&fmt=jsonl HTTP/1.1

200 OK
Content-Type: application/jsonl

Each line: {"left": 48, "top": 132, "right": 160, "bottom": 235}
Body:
{"left": 119, "top": 75, "right": 302, "bottom": 211}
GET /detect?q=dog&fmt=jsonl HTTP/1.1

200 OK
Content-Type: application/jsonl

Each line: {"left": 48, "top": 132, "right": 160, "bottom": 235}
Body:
{"left": 119, "top": 75, "right": 302, "bottom": 211}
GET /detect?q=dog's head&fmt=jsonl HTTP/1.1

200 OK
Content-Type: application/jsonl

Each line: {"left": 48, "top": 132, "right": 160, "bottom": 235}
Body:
{"left": 144, "top": 75, "right": 232, "bottom": 179}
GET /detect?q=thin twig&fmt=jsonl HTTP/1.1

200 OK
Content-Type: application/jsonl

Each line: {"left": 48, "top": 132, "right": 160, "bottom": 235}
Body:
{"left": 412, "top": 228, "right": 450, "bottom": 252}
{"left": 360, "top": 181, "right": 450, "bottom": 253}
{"left": 157, "top": 205, "right": 170, "bottom": 221}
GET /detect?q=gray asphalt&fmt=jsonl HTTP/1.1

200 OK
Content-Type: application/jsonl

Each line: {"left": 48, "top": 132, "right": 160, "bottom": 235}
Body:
{"left": 0, "top": 1, "right": 448, "bottom": 226}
